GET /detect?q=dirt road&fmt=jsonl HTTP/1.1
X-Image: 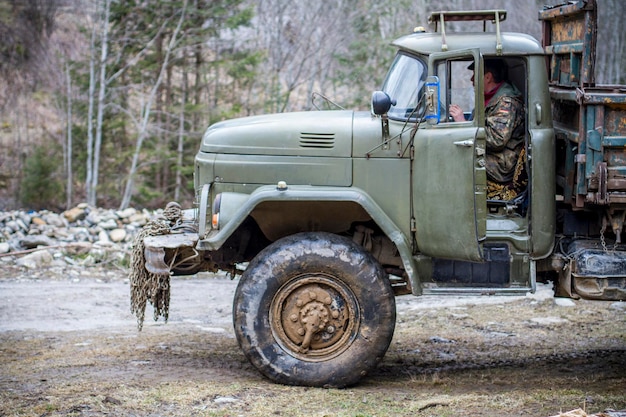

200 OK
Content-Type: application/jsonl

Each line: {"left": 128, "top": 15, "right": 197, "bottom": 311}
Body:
{"left": 1, "top": 265, "right": 625, "bottom": 416}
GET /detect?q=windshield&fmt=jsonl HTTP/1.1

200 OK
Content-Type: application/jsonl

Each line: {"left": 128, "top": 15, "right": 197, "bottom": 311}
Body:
{"left": 381, "top": 53, "right": 427, "bottom": 121}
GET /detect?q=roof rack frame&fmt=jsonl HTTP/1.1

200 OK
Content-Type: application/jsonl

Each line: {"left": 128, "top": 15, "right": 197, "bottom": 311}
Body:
{"left": 428, "top": 10, "right": 507, "bottom": 54}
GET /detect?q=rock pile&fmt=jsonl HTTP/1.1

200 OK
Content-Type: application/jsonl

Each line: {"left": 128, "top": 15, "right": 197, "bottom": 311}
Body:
{"left": 0, "top": 203, "right": 154, "bottom": 271}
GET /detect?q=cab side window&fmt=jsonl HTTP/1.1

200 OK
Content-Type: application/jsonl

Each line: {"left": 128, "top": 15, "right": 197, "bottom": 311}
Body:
{"left": 436, "top": 59, "right": 475, "bottom": 122}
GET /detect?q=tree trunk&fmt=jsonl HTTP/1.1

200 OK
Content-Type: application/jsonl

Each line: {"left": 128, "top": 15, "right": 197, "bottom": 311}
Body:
{"left": 65, "top": 61, "right": 73, "bottom": 209}
{"left": 155, "top": 32, "right": 164, "bottom": 195}
{"left": 175, "top": 66, "right": 187, "bottom": 202}
{"left": 91, "top": 0, "right": 111, "bottom": 207}
{"left": 120, "top": 0, "right": 188, "bottom": 210}
{"left": 85, "top": 19, "right": 97, "bottom": 206}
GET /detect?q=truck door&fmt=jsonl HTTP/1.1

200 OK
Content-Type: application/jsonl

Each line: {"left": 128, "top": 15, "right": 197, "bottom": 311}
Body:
{"left": 413, "top": 50, "right": 487, "bottom": 261}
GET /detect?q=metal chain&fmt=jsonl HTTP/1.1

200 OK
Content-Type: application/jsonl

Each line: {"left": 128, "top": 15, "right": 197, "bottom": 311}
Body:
{"left": 129, "top": 202, "right": 182, "bottom": 330}
{"left": 600, "top": 217, "right": 617, "bottom": 253}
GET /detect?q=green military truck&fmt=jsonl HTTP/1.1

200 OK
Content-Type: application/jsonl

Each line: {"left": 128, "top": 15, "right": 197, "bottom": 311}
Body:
{"left": 137, "top": 0, "right": 626, "bottom": 387}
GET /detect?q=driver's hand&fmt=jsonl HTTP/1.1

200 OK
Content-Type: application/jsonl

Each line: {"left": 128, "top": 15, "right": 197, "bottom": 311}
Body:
{"left": 449, "top": 104, "right": 465, "bottom": 122}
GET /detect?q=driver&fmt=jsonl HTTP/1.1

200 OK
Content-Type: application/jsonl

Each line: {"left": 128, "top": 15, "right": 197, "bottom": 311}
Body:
{"left": 450, "top": 59, "right": 526, "bottom": 201}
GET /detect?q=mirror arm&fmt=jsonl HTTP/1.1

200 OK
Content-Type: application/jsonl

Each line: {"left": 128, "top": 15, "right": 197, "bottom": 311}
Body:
{"left": 381, "top": 115, "right": 390, "bottom": 148}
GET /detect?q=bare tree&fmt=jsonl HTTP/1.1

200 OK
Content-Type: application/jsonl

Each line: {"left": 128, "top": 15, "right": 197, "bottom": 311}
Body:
{"left": 252, "top": 0, "right": 361, "bottom": 112}
{"left": 175, "top": 64, "right": 188, "bottom": 202}
{"left": 65, "top": 61, "right": 73, "bottom": 209}
{"left": 120, "top": 0, "right": 188, "bottom": 210}
{"left": 89, "top": 0, "right": 111, "bottom": 207}
{"left": 85, "top": 19, "right": 97, "bottom": 207}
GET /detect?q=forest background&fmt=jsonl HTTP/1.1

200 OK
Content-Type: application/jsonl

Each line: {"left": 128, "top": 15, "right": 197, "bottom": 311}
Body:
{"left": 1, "top": 0, "right": 624, "bottom": 211}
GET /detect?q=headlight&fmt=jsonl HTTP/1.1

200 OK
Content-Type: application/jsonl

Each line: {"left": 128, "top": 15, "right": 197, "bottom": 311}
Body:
{"left": 212, "top": 193, "right": 222, "bottom": 229}
{"left": 210, "top": 192, "right": 250, "bottom": 231}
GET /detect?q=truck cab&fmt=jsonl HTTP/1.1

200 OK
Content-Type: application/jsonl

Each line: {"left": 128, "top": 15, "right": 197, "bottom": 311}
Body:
{"left": 370, "top": 13, "right": 555, "bottom": 295}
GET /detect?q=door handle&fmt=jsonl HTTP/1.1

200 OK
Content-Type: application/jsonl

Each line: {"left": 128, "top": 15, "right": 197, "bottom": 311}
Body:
{"left": 453, "top": 140, "right": 474, "bottom": 147}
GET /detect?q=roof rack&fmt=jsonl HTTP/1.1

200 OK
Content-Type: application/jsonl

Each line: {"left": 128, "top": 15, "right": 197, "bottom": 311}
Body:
{"left": 428, "top": 10, "right": 506, "bottom": 54}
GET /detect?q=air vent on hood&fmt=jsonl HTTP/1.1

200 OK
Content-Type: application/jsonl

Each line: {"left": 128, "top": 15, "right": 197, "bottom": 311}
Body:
{"left": 299, "top": 132, "right": 335, "bottom": 149}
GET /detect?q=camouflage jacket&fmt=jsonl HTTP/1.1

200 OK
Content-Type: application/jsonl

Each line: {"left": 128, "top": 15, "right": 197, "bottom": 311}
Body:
{"left": 484, "top": 82, "right": 525, "bottom": 183}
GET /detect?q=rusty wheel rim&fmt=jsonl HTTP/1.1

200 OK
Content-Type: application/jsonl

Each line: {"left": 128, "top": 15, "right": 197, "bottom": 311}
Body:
{"left": 270, "top": 274, "right": 360, "bottom": 362}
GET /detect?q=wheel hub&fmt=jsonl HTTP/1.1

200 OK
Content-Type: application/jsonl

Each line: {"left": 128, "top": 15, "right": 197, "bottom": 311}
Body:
{"left": 271, "top": 275, "right": 358, "bottom": 360}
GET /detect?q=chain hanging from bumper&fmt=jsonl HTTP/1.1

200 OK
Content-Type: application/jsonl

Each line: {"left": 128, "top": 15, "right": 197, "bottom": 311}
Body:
{"left": 129, "top": 202, "right": 182, "bottom": 330}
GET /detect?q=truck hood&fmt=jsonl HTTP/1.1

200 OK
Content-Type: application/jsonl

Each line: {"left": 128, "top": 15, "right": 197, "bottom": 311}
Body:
{"left": 200, "top": 110, "right": 354, "bottom": 157}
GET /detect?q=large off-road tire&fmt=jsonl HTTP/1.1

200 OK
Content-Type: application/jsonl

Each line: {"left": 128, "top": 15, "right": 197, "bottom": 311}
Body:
{"left": 233, "top": 232, "right": 396, "bottom": 388}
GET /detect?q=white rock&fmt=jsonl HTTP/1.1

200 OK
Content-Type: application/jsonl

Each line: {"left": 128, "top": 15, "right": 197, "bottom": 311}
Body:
{"left": 526, "top": 282, "right": 554, "bottom": 301}
{"left": 554, "top": 298, "right": 576, "bottom": 307}
{"left": 128, "top": 213, "right": 147, "bottom": 226}
{"left": 98, "top": 230, "right": 111, "bottom": 243}
{"left": 117, "top": 208, "right": 137, "bottom": 219}
{"left": 42, "top": 213, "right": 67, "bottom": 228}
{"left": 437, "top": 351, "right": 457, "bottom": 360}
{"left": 530, "top": 317, "right": 568, "bottom": 325}
{"left": 5, "top": 221, "right": 20, "bottom": 232}
{"left": 53, "top": 228, "right": 69, "bottom": 239}
{"left": 16, "top": 250, "right": 53, "bottom": 269}
{"left": 85, "top": 212, "right": 102, "bottom": 225}
{"left": 213, "top": 396, "right": 239, "bottom": 404}
{"left": 198, "top": 326, "right": 227, "bottom": 333}
{"left": 109, "top": 228, "right": 127, "bottom": 243}
{"left": 18, "top": 213, "right": 32, "bottom": 225}
{"left": 0, "top": 242, "right": 10, "bottom": 254}
{"left": 429, "top": 336, "right": 455, "bottom": 344}
{"left": 19, "top": 235, "right": 55, "bottom": 249}
{"left": 51, "top": 259, "right": 67, "bottom": 268}
{"left": 15, "top": 219, "right": 28, "bottom": 231}
{"left": 99, "top": 219, "right": 118, "bottom": 230}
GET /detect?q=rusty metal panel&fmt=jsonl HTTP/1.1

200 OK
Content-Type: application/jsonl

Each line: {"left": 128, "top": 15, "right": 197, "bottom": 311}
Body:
{"left": 604, "top": 105, "right": 626, "bottom": 136}
{"left": 143, "top": 233, "right": 199, "bottom": 274}
{"left": 553, "top": 82, "right": 626, "bottom": 207}
{"left": 573, "top": 276, "right": 626, "bottom": 300}
{"left": 144, "top": 232, "right": 198, "bottom": 249}
{"left": 564, "top": 240, "right": 626, "bottom": 300}
{"left": 539, "top": 0, "right": 597, "bottom": 87}
{"left": 144, "top": 246, "right": 169, "bottom": 274}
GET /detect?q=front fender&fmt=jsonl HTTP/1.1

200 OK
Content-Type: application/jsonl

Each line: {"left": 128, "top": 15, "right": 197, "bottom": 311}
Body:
{"left": 197, "top": 184, "right": 419, "bottom": 294}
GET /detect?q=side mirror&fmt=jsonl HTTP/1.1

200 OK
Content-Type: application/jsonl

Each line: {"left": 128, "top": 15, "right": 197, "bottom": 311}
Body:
{"left": 371, "top": 91, "right": 396, "bottom": 115}
{"left": 424, "top": 76, "right": 440, "bottom": 125}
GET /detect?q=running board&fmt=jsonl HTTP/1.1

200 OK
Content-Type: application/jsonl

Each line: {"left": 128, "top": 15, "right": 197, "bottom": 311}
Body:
{"left": 422, "top": 286, "right": 533, "bottom": 296}
{"left": 422, "top": 254, "right": 537, "bottom": 296}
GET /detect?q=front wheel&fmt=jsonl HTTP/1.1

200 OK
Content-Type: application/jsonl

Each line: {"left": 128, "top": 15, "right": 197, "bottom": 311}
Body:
{"left": 233, "top": 232, "right": 396, "bottom": 387}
